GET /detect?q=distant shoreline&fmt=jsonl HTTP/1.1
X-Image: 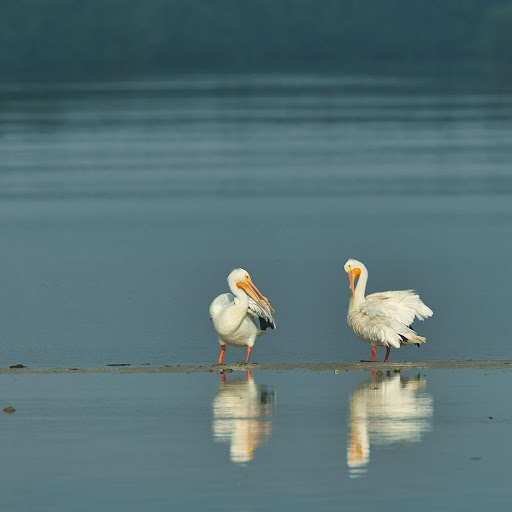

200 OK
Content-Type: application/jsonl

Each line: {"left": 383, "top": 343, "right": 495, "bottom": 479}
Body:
{"left": 1, "top": 0, "right": 510, "bottom": 81}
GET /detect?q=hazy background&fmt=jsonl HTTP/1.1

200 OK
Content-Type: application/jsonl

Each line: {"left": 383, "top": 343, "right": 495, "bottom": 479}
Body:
{"left": 1, "top": 1, "right": 512, "bottom": 367}
{"left": 1, "top": 0, "right": 512, "bottom": 79}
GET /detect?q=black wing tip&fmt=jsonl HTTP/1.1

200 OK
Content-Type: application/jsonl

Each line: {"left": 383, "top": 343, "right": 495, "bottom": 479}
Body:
{"left": 399, "top": 334, "right": 421, "bottom": 348}
{"left": 259, "top": 317, "right": 276, "bottom": 331}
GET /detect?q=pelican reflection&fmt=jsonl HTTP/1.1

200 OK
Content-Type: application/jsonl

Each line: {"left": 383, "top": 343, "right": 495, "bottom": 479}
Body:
{"left": 348, "top": 372, "right": 433, "bottom": 477}
{"left": 212, "top": 371, "right": 275, "bottom": 464}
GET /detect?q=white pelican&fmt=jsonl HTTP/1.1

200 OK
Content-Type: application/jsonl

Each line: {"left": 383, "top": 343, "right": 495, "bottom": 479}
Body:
{"left": 209, "top": 268, "right": 276, "bottom": 364}
{"left": 344, "top": 259, "right": 433, "bottom": 362}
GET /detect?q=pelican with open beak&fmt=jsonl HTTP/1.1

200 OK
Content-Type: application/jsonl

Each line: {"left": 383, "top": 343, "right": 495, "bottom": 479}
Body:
{"left": 209, "top": 268, "right": 276, "bottom": 364}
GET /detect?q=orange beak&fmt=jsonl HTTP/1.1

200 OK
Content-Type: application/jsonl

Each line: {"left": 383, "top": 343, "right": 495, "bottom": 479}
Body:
{"left": 348, "top": 268, "right": 360, "bottom": 298}
{"left": 237, "top": 278, "right": 275, "bottom": 315}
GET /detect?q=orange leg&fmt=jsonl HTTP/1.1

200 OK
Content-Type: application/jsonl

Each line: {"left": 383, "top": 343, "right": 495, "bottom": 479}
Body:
{"left": 220, "top": 372, "right": 226, "bottom": 383}
{"left": 245, "top": 346, "right": 252, "bottom": 364}
{"left": 370, "top": 346, "right": 377, "bottom": 362}
{"left": 247, "top": 370, "right": 252, "bottom": 381}
{"left": 384, "top": 346, "right": 391, "bottom": 363}
{"left": 218, "top": 345, "right": 226, "bottom": 365}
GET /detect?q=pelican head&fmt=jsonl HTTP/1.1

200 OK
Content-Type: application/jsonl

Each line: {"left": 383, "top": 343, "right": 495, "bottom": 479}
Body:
{"left": 227, "top": 268, "right": 275, "bottom": 314}
{"left": 344, "top": 259, "right": 366, "bottom": 298}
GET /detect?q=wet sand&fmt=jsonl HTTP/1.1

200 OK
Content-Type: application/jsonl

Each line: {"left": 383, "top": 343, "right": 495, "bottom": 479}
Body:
{"left": 1, "top": 359, "right": 510, "bottom": 374}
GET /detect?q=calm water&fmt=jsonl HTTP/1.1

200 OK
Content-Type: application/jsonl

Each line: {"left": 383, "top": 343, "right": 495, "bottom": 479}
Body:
{"left": 1, "top": 73, "right": 512, "bottom": 509}
{"left": 1, "top": 369, "right": 510, "bottom": 511}
{"left": 1, "top": 73, "right": 512, "bottom": 367}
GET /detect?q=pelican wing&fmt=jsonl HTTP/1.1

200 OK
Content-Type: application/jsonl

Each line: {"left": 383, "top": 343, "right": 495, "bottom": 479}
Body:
{"left": 209, "top": 293, "right": 235, "bottom": 321}
{"left": 246, "top": 297, "right": 276, "bottom": 330}
{"left": 210, "top": 292, "right": 276, "bottom": 331}
{"left": 363, "top": 290, "right": 433, "bottom": 327}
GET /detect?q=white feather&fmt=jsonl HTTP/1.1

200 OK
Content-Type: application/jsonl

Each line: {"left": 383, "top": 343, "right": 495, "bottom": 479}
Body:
{"left": 344, "top": 259, "right": 433, "bottom": 355}
{"left": 209, "top": 269, "right": 276, "bottom": 362}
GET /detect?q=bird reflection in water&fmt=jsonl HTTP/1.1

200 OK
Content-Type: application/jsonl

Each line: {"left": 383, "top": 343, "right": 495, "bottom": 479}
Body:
{"left": 212, "top": 371, "right": 275, "bottom": 464}
{"left": 347, "top": 371, "right": 433, "bottom": 478}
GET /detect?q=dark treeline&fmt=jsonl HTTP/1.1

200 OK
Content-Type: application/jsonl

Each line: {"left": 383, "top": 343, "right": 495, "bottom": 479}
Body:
{"left": 0, "top": 0, "right": 511, "bottom": 79}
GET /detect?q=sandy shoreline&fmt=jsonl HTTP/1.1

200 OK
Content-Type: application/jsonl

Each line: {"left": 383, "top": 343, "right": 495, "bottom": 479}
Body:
{"left": 1, "top": 359, "right": 511, "bottom": 374}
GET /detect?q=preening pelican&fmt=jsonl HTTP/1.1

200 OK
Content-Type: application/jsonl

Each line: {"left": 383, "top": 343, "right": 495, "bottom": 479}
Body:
{"left": 209, "top": 268, "right": 276, "bottom": 364}
{"left": 344, "top": 259, "right": 433, "bottom": 362}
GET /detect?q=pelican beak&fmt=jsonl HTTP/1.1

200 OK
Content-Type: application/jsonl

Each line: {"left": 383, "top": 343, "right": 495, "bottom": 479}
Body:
{"left": 237, "top": 278, "right": 275, "bottom": 315}
{"left": 348, "top": 268, "right": 360, "bottom": 298}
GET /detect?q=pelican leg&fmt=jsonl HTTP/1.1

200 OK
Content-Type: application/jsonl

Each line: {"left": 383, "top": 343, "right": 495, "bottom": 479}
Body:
{"left": 218, "top": 345, "right": 226, "bottom": 365}
{"left": 245, "top": 346, "right": 252, "bottom": 364}
{"left": 384, "top": 346, "right": 391, "bottom": 363}
{"left": 370, "top": 346, "right": 377, "bottom": 362}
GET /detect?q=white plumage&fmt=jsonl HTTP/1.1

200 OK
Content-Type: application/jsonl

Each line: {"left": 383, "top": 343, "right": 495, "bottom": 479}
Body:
{"left": 344, "top": 259, "right": 433, "bottom": 362}
{"left": 209, "top": 268, "right": 276, "bottom": 364}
